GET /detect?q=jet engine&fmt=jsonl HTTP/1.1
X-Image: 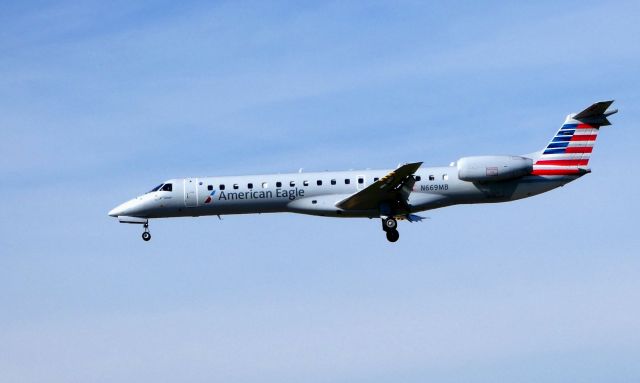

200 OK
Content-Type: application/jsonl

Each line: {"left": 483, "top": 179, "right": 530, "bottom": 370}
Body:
{"left": 456, "top": 155, "right": 533, "bottom": 182}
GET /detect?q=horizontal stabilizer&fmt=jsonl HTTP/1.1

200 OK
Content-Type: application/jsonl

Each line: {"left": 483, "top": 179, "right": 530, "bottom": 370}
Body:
{"left": 572, "top": 100, "right": 617, "bottom": 126}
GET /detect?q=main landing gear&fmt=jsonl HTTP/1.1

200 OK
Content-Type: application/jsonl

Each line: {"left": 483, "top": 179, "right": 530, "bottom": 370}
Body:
{"left": 142, "top": 223, "right": 151, "bottom": 241}
{"left": 382, "top": 217, "right": 399, "bottom": 243}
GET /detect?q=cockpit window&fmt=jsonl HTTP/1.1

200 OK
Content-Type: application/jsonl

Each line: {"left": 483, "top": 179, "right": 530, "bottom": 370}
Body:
{"left": 148, "top": 184, "right": 163, "bottom": 193}
{"left": 161, "top": 183, "right": 173, "bottom": 192}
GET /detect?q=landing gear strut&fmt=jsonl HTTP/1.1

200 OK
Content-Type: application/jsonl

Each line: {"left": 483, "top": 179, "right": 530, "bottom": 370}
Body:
{"left": 142, "top": 223, "right": 151, "bottom": 241}
{"left": 382, "top": 217, "right": 399, "bottom": 243}
{"left": 383, "top": 217, "right": 397, "bottom": 230}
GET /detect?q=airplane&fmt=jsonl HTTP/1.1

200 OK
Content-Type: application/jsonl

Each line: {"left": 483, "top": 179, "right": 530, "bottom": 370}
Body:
{"left": 109, "top": 100, "right": 617, "bottom": 243}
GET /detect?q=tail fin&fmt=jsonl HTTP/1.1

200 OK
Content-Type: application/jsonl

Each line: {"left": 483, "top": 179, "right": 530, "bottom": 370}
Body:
{"left": 531, "top": 100, "right": 617, "bottom": 176}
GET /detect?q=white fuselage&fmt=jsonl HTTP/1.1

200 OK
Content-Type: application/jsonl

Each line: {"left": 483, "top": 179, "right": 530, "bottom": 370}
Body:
{"left": 108, "top": 165, "right": 579, "bottom": 220}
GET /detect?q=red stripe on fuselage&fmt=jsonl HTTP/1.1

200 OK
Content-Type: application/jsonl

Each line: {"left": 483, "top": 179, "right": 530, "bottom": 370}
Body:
{"left": 535, "top": 159, "right": 589, "bottom": 166}
{"left": 531, "top": 169, "right": 581, "bottom": 175}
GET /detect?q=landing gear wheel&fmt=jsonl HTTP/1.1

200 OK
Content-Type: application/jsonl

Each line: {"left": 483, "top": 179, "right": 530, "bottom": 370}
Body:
{"left": 386, "top": 229, "right": 399, "bottom": 243}
{"left": 383, "top": 217, "right": 397, "bottom": 231}
{"left": 142, "top": 223, "right": 151, "bottom": 241}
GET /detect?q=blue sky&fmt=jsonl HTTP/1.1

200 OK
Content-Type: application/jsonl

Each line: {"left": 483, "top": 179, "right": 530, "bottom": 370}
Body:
{"left": 1, "top": 1, "right": 639, "bottom": 382}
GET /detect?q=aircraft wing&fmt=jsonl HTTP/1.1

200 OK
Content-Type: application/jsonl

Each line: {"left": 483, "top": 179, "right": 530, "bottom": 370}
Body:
{"left": 336, "top": 162, "right": 423, "bottom": 211}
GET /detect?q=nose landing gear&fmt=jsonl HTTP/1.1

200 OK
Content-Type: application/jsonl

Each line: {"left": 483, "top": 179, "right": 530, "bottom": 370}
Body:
{"left": 382, "top": 217, "right": 399, "bottom": 243}
{"left": 142, "top": 223, "right": 151, "bottom": 241}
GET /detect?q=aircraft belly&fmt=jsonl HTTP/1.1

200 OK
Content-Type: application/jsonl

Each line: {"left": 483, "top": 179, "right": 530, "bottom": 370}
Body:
{"left": 510, "top": 175, "right": 580, "bottom": 199}
{"left": 408, "top": 193, "right": 451, "bottom": 211}
{"left": 454, "top": 175, "right": 581, "bottom": 203}
{"left": 286, "top": 194, "right": 375, "bottom": 217}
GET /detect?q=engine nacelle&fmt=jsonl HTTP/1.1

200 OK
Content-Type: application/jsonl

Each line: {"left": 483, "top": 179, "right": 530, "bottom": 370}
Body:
{"left": 456, "top": 155, "right": 533, "bottom": 182}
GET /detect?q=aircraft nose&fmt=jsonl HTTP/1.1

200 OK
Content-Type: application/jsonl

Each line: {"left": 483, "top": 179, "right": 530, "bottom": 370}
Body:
{"left": 108, "top": 198, "right": 141, "bottom": 217}
{"left": 108, "top": 203, "right": 127, "bottom": 217}
{"left": 109, "top": 198, "right": 138, "bottom": 217}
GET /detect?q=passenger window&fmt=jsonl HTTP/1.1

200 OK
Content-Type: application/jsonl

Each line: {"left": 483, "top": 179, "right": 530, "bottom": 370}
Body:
{"left": 161, "top": 183, "right": 173, "bottom": 192}
{"left": 207, "top": 185, "right": 213, "bottom": 191}
{"left": 276, "top": 181, "right": 282, "bottom": 188}
{"left": 429, "top": 175, "right": 435, "bottom": 181}
{"left": 248, "top": 183, "right": 253, "bottom": 189}
{"left": 262, "top": 182, "right": 268, "bottom": 188}
{"left": 317, "top": 180, "right": 322, "bottom": 186}
{"left": 219, "top": 184, "right": 225, "bottom": 190}
{"left": 303, "top": 180, "right": 309, "bottom": 186}
{"left": 331, "top": 179, "right": 336, "bottom": 185}
{"left": 233, "top": 184, "right": 239, "bottom": 190}
{"left": 443, "top": 174, "right": 449, "bottom": 180}
{"left": 345, "top": 179, "right": 350, "bottom": 185}
{"left": 290, "top": 181, "right": 295, "bottom": 187}
{"left": 358, "top": 178, "right": 364, "bottom": 184}
{"left": 415, "top": 176, "right": 421, "bottom": 181}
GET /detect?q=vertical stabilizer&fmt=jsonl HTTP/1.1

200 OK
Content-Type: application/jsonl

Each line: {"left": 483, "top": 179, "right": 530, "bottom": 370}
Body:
{"left": 532, "top": 101, "right": 617, "bottom": 176}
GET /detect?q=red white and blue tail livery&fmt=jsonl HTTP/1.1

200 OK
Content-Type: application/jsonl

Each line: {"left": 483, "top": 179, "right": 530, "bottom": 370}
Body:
{"left": 533, "top": 100, "right": 617, "bottom": 176}
{"left": 109, "top": 100, "right": 617, "bottom": 243}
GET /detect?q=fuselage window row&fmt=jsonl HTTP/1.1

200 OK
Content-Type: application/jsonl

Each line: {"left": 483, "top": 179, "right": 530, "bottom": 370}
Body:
{"left": 200, "top": 176, "right": 404, "bottom": 192}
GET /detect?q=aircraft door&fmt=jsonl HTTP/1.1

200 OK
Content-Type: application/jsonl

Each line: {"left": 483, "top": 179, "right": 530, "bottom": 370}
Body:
{"left": 184, "top": 178, "right": 198, "bottom": 207}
